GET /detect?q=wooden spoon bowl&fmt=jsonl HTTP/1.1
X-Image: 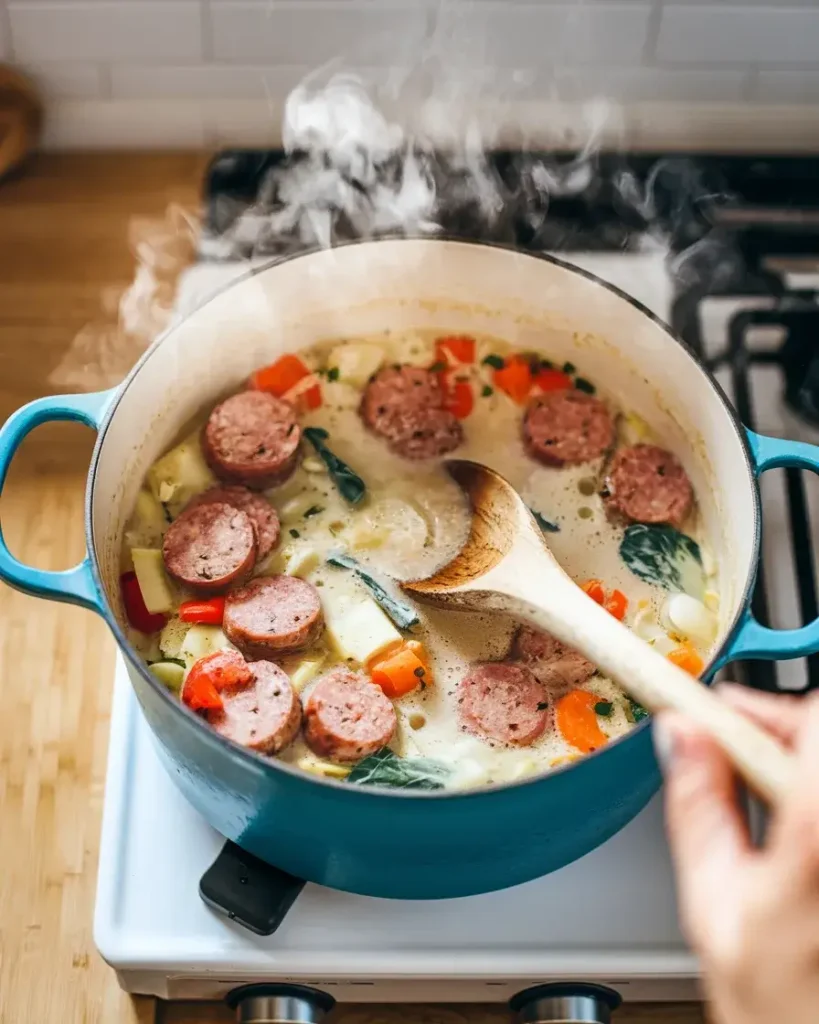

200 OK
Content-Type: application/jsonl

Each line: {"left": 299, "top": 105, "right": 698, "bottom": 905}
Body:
{"left": 403, "top": 459, "right": 795, "bottom": 805}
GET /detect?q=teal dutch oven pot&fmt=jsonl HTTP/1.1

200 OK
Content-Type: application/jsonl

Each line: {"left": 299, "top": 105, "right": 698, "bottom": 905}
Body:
{"left": 2, "top": 239, "right": 819, "bottom": 900}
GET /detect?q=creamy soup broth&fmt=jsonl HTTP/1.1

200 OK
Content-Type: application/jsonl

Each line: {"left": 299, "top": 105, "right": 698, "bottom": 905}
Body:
{"left": 121, "top": 329, "right": 720, "bottom": 791}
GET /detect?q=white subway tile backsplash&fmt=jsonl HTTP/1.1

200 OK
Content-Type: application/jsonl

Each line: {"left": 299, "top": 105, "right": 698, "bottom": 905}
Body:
{"left": 434, "top": 4, "right": 652, "bottom": 69}
{"left": 42, "top": 99, "right": 206, "bottom": 147}
{"left": 552, "top": 65, "right": 751, "bottom": 104}
{"left": 211, "top": 2, "right": 651, "bottom": 71}
{"left": 111, "top": 63, "right": 310, "bottom": 100}
{"left": 211, "top": 2, "right": 430, "bottom": 66}
{"left": 9, "top": 2, "right": 203, "bottom": 62}
{"left": 657, "top": 6, "right": 819, "bottom": 64}
{"left": 23, "top": 60, "right": 103, "bottom": 97}
{"left": 754, "top": 70, "right": 819, "bottom": 105}
{"left": 10, "top": 0, "right": 819, "bottom": 149}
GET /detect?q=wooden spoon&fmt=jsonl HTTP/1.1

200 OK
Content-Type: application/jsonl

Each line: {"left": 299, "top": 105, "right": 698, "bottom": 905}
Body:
{"left": 402, "top": 459, "right": 795, "bottom": 805}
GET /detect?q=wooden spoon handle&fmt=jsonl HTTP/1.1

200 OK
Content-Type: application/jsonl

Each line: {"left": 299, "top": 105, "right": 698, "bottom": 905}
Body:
{"left": 501, "top": 580, "right": 795, "bottom": 806}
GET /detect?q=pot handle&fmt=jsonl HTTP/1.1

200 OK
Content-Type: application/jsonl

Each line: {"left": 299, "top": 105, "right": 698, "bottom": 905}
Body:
{"left": 723, "top": 429, "right": 819, "bottom": 662}
{"left": 0, "top": 390, "right": 115, "bottom": 613}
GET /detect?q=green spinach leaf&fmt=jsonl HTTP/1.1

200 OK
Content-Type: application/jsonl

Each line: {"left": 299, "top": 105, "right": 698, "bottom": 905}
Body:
{"left": 303, "top": 427, "right": 366, "bottom": 505}
{"left": 594, "top": 701, "right": 613, "bottom": 717}
{"left": 327, "top": 552, "right": 420, "bottom": 630}
{"left": 347, "top": 748, "right": 450, "bottom": 790}
{"left": 529, "top": 507, "right": 560, "bottom": 534}
{"left": 619, "top": 523, "right": 704, "bottom": 597}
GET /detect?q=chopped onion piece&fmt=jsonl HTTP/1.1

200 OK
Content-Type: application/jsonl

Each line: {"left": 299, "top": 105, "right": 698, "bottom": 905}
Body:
{"left": 664, "top": 593, "right": 717, "bottom": 644}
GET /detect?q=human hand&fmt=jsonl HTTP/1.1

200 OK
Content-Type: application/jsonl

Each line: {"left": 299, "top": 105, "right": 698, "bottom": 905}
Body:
{"left": 656, "top": 684, "right": 819, "bottom": 1024}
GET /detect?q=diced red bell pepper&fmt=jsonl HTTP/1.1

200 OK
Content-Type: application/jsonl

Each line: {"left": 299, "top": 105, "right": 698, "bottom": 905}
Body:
{"left": 440, "top": 374, "right": 474, "bottom": 419}
{"left": 179, "top": 597, "right": 226, "bottom": 625}
{"left": 581, "top": 579, "right": 607, "bottom": 605}
{"left": 582, "top": 579, "right": 629, "bottom": 621}
{"left": 493, "top": 355, "right": 533, "bottom": 404}
{"left": 121, "top": 571, "right": 167, "bottom": 634}
{"left": 435, "top": 335, "right": 476, "bottom": 366}
{"left": 604, "top": 589, "right": 629, "bottom": 621}
{"left": 250, "top": 354, "right": 322, "bottom": 411}
{"left": 181, "top": 650, "right": 252, "bottom": 713}
{"left": 533, "top": 367, "right": 572, "bottom": 392}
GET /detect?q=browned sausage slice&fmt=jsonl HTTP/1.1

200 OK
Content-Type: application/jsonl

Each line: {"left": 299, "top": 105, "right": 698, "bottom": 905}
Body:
{"left": 303, "top": 667, "right": 397, "bottom": 762}
{"left": 207, "top": 660, "right": 301, "bottom": 753}
{"left": 360, "top": 365, "right": 463, "bottom": 459}
{"left": 186, "top": 485, "right": 280, "bottom": 559}
{"left": 361, "top": 365, "right": 444, "bottom": 427}
{"left": 605, "top": 444, "right": 693, "bottom": 527}
{"left": 203, "top": 390, "right": 301, "bottom": 489}
{"left": 162, "top": 502, "right": 257, "bottom": 593}
{"left": 389, "top": 407, "right": 464, "bottom": 460}
{"left": 523, "top": 390, "right": 614, "bottom": 466}
{"left": 223, "top": 575, "right": 323, "bottom": 658}
{"left": 510, "top": 624, "right": 596, "bottom": 696}
{"left": 458, "top": 661, "right": 550, "bottom": 746}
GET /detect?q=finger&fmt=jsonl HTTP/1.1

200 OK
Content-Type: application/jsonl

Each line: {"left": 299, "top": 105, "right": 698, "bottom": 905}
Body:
{"left": 715, "top": 682, "right": 805, "bottom": 748}
{"left": 656, "top": 712, "right": 752, "bottom": 944}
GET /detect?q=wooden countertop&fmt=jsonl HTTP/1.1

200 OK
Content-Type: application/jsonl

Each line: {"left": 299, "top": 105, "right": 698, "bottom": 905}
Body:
{"left": 0, "top": 153, "right": 706, "bottom": 1024}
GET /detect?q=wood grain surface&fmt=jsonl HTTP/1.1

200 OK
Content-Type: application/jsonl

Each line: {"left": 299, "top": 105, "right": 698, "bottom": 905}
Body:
{"left": 0, "top": 153, "right": 706, "bottom": 1024}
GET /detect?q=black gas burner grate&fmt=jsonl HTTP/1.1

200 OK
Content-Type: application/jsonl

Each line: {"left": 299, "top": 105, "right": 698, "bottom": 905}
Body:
{"left": 712, "top": 303, "right": 819, "bottom": 694}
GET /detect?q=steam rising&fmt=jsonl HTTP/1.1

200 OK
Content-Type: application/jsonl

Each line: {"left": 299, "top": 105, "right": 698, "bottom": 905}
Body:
{"left": 50, "top": 64, "right": 733, "bottom": 390}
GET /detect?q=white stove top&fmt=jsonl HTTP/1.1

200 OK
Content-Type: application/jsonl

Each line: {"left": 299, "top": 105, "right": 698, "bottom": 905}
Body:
{"left": 95, "top": 250, "right": 709, "bottom": 1005}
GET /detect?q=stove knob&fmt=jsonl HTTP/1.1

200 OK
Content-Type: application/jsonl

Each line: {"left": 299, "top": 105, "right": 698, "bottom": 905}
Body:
{"left": 226, "top": 983, "right": 335, "bottom": 1024}
{"left": 510, "top": 983, "right": 622, "bottom": 1024}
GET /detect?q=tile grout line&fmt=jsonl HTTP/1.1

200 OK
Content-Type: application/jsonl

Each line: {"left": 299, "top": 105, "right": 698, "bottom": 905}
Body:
{"left": 200, "top": 0, "right": 213, "bottom": 63}
{"left": 0, "top": 0, "right": 15, "bottom": 63}
{"left": 641, "top": 0, "right": 664, "bottom": 66}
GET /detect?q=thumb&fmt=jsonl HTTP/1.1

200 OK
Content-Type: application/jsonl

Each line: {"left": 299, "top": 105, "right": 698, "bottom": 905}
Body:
{"left": 655, "top": 712, "right": 752, "bottom": 947}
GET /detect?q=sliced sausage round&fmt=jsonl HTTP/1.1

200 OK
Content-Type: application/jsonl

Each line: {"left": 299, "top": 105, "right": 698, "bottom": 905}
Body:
{"left": 203, "top": 390, "right": 301, "bottom": 489}
{"left": 207, "top": 660, "right": 301, "bottom": 753}
{"left": 511, "top": 623, "right": 596, "bottom": 696}
{"left": 303, "top": 667, "right": 397, "bottom": 763}
{"left": 360, "top": 365, "right": 463, "bottom": 460}
{"left": 361, "top": 365, "right": 444, "bottom": 428}
{"left": 605, "top": 444, "right": 693, "bottom": 527}
{"left": 162, "top": 502, "right": 257, "bottom": 593}
{"left": 223, "top": 575, "right": 323, "bottom": 658}
{"left": 186, "top": 485, "right": 280, "bottom": 560}
{"left": 459, "top": 661, "right": 550, "bottom": 746}
{"left": 523, "top": 390, "right": 614, "bottom": 466}
{"left": 389, "top": 407, "right": 464, "bottom": 460}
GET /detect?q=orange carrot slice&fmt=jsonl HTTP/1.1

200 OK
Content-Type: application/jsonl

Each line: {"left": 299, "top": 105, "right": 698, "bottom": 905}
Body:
{"left": 369, "top": 643, "right": 429, "bottom": 698}
{"left": 555, "top": 689, "right": 609, "bottom": 754}
{"left": 667, "top": 643, "right": 704, "bottom": 677}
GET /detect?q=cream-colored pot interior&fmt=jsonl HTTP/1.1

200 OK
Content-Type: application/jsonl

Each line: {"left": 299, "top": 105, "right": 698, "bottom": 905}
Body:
{"left": 91, "top": 239, "right": 757, "bottom": 655}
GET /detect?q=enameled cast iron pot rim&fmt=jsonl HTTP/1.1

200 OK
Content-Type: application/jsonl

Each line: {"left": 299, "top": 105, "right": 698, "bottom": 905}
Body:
{"left": 87, "top": 237, "right": 758, "bottom": 801}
